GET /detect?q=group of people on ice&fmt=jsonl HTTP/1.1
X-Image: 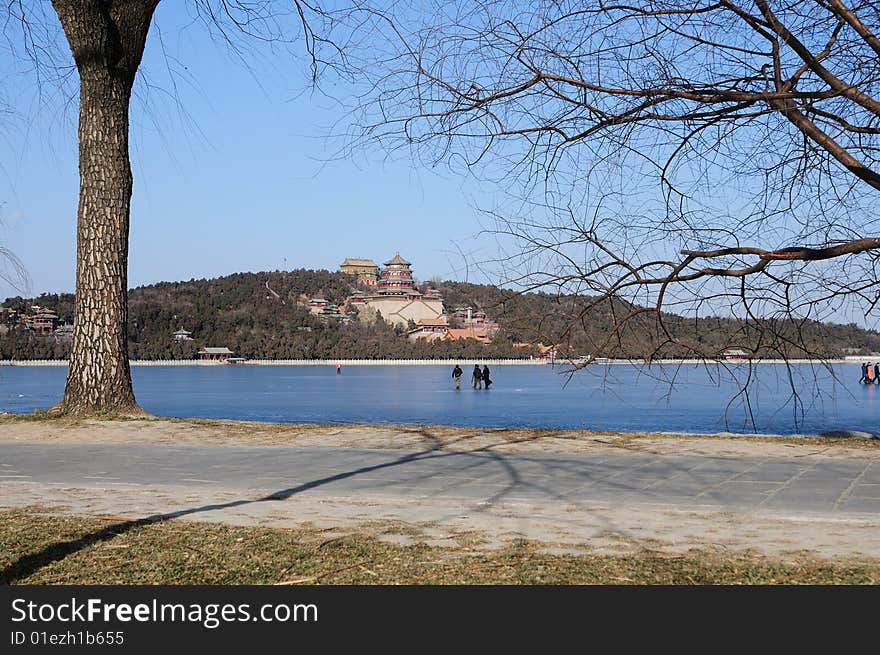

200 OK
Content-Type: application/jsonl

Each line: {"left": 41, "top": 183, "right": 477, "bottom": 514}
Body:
{"left": 451, "top": 364, "right": 492, "bottom": 390}
{"left": 860, "top": 362, "right": 880, "bottom": 384}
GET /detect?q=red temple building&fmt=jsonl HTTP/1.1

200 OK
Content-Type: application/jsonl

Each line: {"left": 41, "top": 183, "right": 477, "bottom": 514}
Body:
{"left": 307, "top": 298, "right": 328, "bottom": 314}
{"left": 31, "top": 311, "right": 58, "bottom": 335}
{"left": 406, "top": 316, "right": 449, "bottom": 342}
{"left": 198, "top": 347, "right": 235, "bottom": 361}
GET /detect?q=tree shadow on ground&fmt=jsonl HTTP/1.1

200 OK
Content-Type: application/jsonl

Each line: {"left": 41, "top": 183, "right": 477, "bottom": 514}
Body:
{"left": 0, "top": 436, "right": 449, "bottom": 584}
{"left": 0, "top": 429, "right": 655, "bottom": 583}
{"left": 818, "top": 431, "right": 879, "bottom": 440}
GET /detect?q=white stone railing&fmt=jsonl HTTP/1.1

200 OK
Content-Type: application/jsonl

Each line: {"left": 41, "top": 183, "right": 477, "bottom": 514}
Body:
{"left": 0, "top": 357, "right": 843, "bottom": 367}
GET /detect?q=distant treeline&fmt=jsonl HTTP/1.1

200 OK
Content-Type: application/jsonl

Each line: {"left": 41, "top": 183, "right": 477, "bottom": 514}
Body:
{"left": 2, "top": 269, "right": 879, "bottom": 360}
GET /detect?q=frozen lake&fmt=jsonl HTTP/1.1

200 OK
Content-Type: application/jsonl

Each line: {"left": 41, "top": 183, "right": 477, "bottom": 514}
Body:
{"left": 0, "top": 362, "right": 876, "bottom": 435}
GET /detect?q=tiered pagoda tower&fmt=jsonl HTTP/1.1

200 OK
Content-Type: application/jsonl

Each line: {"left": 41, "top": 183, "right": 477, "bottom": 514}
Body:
{"left": 378, "top": 252, "right": 421, "bottom": 298}
{"left": 350, "top": 251, "right": 445, "bottom": 327}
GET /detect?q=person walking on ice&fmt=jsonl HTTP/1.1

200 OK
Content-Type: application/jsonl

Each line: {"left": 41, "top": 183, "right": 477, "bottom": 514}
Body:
{"left": 472, "top": 364, "right": 483, "bottom": 389}
{"left": 482, "top": 365, "right": 492, "bottom": 389}
{"left": 452, "top": 364, "right": 463, "bottom": 390}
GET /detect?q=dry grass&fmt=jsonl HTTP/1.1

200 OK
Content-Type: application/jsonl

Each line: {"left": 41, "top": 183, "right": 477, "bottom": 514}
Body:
{"left": 2, "top": 509, "right": 878, "bottom": 585}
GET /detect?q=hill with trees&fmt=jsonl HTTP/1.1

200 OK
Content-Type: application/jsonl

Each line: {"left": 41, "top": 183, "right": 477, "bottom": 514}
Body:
{"left": 2, "top": 269, "right": 880, "bottom": 361}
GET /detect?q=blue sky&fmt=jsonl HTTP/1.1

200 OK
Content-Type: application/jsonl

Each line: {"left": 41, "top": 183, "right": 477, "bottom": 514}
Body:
{"left": 0, "top": 3, "right": 875, "bottom": 331}
{"left": 0, "top": 2, "right": 492, "bottom": 299}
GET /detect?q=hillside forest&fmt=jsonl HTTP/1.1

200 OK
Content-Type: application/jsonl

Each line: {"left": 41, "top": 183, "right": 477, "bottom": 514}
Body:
{"left": 2, "top": 269, "right": 880, "bottom": 361}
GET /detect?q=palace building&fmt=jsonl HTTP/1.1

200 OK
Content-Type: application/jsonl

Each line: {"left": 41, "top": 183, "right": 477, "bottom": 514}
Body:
{"left": 353, "top": 252, "right": 445, "bottom": 328}
{"left": 339, "top": 258, "right": 380, "bottom": 287}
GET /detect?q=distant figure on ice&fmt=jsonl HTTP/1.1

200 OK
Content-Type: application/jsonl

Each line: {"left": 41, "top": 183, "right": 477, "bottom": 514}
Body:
{"left": 874, "top": 362, "right": 879, "bottom": 384}
{"left": 472, "top": 364, "right": 483, "bottom": 389}
{"left": 867, "top": 363, "right": 875, "bottom": 384}
{"left": 452, "top": 364, "right": 463, "bottom": 390}
{"left": 336, "top": 362, "right": 341, "bottom": 375}
{"left": 482, "top": 365, "right": 492, "bottom": 389}
{"left": 861, "top": 362, "right": 869, "bottom": 383}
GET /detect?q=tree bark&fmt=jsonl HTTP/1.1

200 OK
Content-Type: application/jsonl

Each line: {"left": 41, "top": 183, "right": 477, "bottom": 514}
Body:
{"left": 51, "top": 0, "right": 159, "bottom": 415}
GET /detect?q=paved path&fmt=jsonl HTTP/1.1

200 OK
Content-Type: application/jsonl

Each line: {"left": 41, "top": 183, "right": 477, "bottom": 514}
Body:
{"left": 3, "top": 442, "right": 880, "bottom": 516}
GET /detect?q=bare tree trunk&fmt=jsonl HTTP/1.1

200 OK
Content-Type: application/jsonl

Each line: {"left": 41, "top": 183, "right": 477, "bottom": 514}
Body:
{"left": 51, "top": 0, "right": 159, "bottom": 415}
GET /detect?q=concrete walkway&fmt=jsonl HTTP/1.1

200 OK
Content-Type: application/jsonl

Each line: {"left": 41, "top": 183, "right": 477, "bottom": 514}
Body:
{"left": 3, "top": 441, "right": 880, "bottom": 514}
{"left": 3, "top": 442, "right": 880, "bottom": 557}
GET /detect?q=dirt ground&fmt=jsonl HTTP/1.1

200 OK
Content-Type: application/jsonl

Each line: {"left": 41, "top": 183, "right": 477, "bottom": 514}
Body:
{"left": 2, "top": 416, "right": 880, "bottom": 560}
{"left": 3, "top": 415, "right": 879, "bottom": 458}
